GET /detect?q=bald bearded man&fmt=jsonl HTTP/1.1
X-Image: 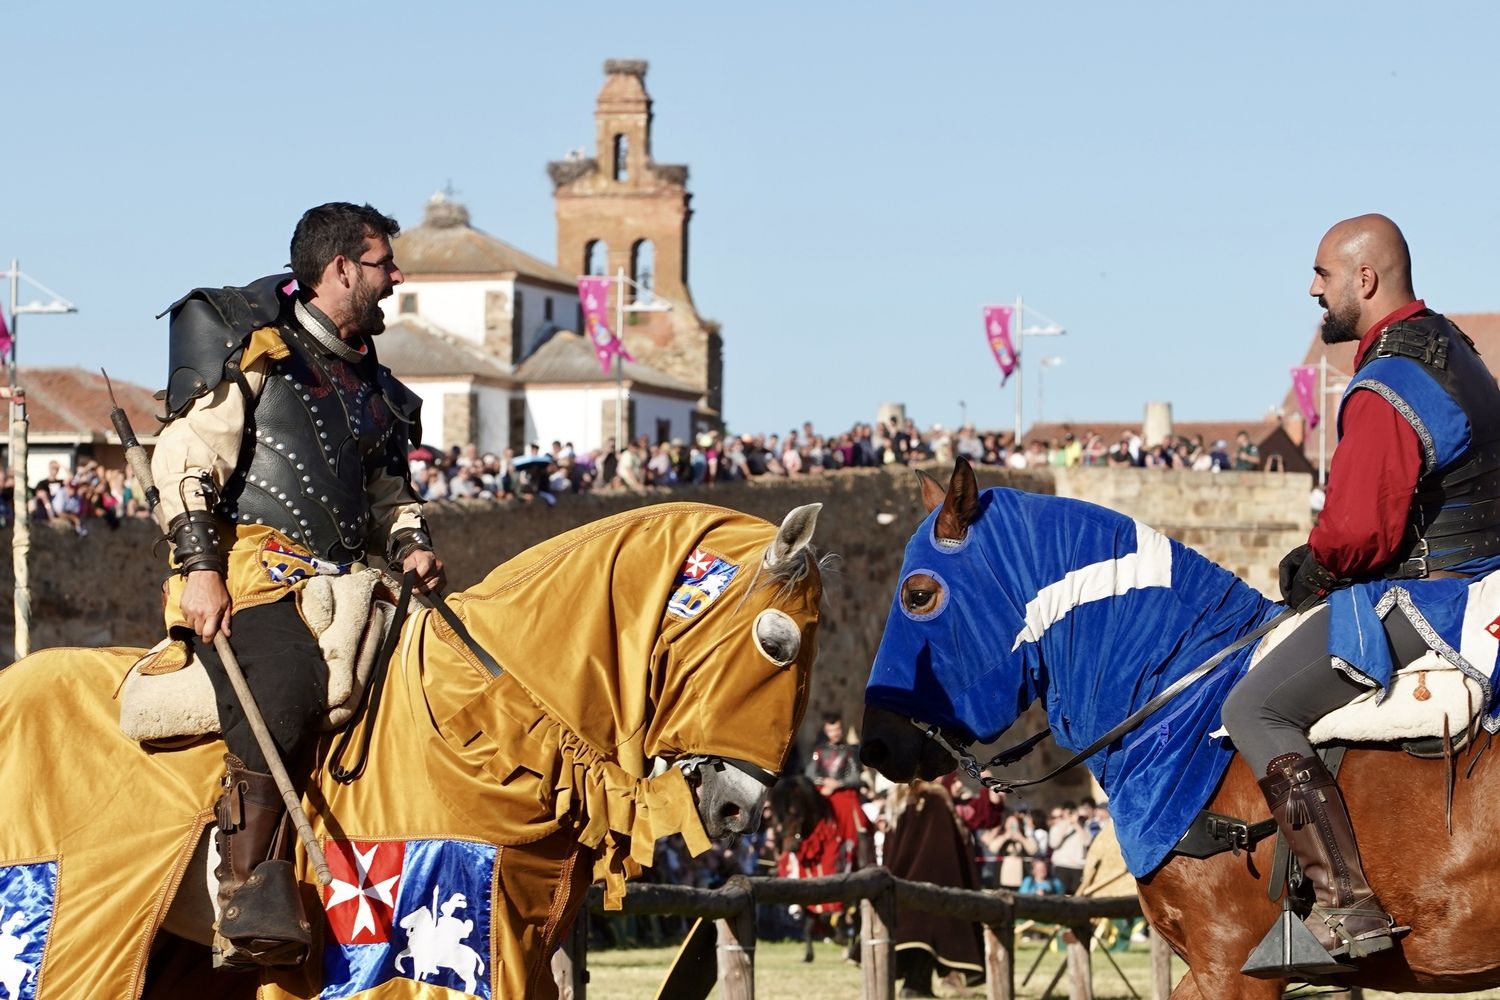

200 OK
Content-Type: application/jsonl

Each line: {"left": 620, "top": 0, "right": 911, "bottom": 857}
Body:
{"left": 1222, "top": 215, "right": 1500, "bottom": 968}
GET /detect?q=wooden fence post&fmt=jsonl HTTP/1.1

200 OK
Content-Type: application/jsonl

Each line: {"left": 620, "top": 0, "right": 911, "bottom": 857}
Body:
{"left": 984, "top": 895, "right": 1015, "bottom": 1000}
{"left": 552, "top": 908, "right": 588, "bottom": 1000}
{"left": 862, "top": 888, "right": 896, "bottom": 1000}
{"left": 1065, "top": 924, "right": 1093, "bottom": 1000}
{"left": 716, "top": 904, "right": 756, "bottom": 1000}
{"left": 1149, "top": 926, "right": 1172, "bottom": 1000}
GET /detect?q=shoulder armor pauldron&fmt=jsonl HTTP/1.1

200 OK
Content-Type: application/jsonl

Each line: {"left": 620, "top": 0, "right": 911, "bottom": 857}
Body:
{"left": 159, "top": 272, "right": 294, "bottom": 419}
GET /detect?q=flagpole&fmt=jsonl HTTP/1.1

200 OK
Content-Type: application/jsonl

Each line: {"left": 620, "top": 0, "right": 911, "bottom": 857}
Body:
{"left": 614, "top": 267, "right": 625, "bottom": 452}
{"left": 1318, "top": 353, "right": 1327, "bottom": 487}
{"left": 1013, "top": 296, "right": 1024, "bottom": 448}
{"left": 8, "top": 259, "right": 26, "bottom": 658}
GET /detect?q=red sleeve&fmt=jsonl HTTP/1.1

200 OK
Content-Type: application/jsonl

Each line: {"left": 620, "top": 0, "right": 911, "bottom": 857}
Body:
{"left": 1309, "top": 390, "right": 1423, "bottom": 577}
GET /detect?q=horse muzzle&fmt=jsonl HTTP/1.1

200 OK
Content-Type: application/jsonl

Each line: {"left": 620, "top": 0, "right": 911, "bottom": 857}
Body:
{"left": 677, "top": 756, "right": 771, "bottom": 840}
{"left": 859, "top": 705, "right": 958, "bottom": 782}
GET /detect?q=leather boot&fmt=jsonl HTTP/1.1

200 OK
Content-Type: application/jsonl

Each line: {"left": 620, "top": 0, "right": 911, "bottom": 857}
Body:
{"left": 212, "top": 754, "right": 311, "bottom": 969}
{"left": 1259, "top": 753, "right": 1398, "bottom": 960}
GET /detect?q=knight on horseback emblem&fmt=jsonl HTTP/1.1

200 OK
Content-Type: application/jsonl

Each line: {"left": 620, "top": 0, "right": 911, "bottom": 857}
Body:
{"left": 150, "top": 201, "right": 445, "bottom": 969}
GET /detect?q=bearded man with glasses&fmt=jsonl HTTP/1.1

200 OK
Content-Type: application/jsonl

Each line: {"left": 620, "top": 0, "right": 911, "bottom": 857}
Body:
{"left": 151, "top": 201, "right": 444, "bottom": 969}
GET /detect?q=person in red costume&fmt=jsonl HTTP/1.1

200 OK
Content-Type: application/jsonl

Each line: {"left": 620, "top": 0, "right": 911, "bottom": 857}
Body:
{"left": 1223, "top": 214, "right": 1500, "bottom": 971}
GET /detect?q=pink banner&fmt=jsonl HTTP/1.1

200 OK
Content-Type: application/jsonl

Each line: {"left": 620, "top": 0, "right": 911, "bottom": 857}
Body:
{"left": 0, "top": 308, "right": 10, "bottom": 361}
{"left": 578, "top": 276, "right": 634, "bottom": 375}
{"left": 984, "top": 305, "right": 1018, "bottom": 385}
{"left": 1290, "top": 365, "right": 1320, "bottom": 429}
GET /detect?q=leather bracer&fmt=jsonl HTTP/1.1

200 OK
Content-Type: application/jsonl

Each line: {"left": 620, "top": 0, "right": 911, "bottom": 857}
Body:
{"left": 168, "top": 510, "right": 226, "bottom": 575}
{"left": 386, "top": 522, "right": 434, "bottom": 567}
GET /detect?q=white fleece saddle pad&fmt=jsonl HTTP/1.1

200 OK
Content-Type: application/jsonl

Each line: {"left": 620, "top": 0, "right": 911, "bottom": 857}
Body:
{"left": 1245, "top": 607, "right": 1485, "bottom": 749}
{"left": 118, "top": 569, "right": 395, "bottom": 743}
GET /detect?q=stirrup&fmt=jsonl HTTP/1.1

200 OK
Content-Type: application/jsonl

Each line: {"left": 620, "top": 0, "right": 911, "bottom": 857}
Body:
{"left": 213, "top": 859, "right": 311, "bottom": 969}
{"left": 1241, "top": 896, "right": 1351, "bottom": 979}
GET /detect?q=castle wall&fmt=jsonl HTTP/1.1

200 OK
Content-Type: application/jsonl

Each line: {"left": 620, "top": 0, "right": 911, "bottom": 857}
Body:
{"left": 1, "top": 467, "right": 1311, "bottom": 799}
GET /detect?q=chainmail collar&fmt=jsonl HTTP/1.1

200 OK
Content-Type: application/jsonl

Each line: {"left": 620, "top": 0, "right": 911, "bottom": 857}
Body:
{"left": 293, "top": 298, "right": 367, "bottom": 364}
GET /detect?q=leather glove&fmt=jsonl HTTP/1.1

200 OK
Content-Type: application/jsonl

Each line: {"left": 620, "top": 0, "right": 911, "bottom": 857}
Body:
{"left": 1278, "top": 544, "right": 1342, "bottom": 611}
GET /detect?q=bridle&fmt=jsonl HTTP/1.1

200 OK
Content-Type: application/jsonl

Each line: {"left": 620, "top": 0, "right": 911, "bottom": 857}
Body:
{"left": 675, "top": 754, "right": 779, "bottom": 789}
{"left": 910, "top": 605, "right": 1298, "bottom": 793}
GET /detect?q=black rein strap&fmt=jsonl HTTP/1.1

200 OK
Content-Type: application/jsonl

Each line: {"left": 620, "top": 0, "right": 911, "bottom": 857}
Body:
{"left": 329, "top": 574, "right": 506, "bottom": 784}
{"left": 940, "top": 606, "right": 1299, "bottom": 793}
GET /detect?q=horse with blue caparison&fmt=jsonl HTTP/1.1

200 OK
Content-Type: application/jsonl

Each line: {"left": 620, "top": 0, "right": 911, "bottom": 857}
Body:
{"left": 860, "top": 458, "right": 1500, "bottom": 999}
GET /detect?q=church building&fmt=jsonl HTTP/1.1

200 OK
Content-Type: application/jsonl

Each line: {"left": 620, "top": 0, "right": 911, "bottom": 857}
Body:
{"left": 378, "top": 60, "right": 720, "bottom": 457}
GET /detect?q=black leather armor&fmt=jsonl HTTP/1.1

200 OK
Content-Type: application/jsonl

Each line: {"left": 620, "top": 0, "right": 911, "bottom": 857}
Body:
{"left": 160, "top": 273, "right": 294, "bottom": 420}
{"left": 1357, "top": 313, "right": 1500, "bottom": 576}
{"left": 214, "top": 321, "right": 421, "bottom": 563}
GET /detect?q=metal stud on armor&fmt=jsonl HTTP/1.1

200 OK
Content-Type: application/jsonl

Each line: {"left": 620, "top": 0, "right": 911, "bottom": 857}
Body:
{"left": 215, "top": 323, "right": 414, "bottom": 563}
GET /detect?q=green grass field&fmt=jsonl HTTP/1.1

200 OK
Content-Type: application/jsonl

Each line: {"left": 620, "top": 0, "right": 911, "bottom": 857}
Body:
{"left": 580, "top": 937, "right": 1500, "bottom": 999}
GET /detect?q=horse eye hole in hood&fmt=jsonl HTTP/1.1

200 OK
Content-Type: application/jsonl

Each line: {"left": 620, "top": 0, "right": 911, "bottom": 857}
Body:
{"left": 900, "top": 570, "right": 947, "bottom": 621}
{"left": 753, "top": 610, "right": 801, "bottom": 666}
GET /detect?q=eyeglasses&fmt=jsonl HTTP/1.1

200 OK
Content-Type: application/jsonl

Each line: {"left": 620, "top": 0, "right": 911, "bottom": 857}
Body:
{"left": 357, "top": 256, "right": 399, "bottom": 273}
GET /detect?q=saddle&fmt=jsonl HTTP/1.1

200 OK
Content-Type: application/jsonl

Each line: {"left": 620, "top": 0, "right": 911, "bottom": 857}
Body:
{"left": 1252, "top": 606, "right": 1486, "bottom": 756}
{"left": 117, "top": 569, "right": 397, "bottom": 746}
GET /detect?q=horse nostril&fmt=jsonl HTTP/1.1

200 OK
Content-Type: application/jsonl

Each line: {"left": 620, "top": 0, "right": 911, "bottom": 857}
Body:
{"left": 719, "top": 802, "right": 743, "bottom": 826}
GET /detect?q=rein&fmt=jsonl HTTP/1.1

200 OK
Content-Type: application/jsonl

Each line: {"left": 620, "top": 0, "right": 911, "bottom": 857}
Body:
{"left": 330, "top": 574, "right": 506, "bottom": 783}
{"left": 919, "top": 605, "right": 1299, "bottom": 793}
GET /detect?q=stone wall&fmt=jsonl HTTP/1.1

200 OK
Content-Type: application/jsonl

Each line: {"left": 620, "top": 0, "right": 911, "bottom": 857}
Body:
{"left": 0, "top": 465, "right": 1313, "bottom": 793}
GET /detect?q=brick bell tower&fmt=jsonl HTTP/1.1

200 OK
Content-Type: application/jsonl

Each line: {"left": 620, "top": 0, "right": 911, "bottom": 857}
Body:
{"left": 549, "top": 59, "right": 723, "bottom": 423}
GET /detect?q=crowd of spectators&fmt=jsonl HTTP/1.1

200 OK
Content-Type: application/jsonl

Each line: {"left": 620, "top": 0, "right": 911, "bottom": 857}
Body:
{"left": 403, "top": 415, "right": 1270, "bottom": 507}
{"left": 0, "top": 459, "right": 155, "bottom": 533}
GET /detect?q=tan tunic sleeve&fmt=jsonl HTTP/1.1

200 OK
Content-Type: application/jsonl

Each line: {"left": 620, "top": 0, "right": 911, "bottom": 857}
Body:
{"left": 366, "top": 469, "right": 426, "bottom": 563}
{"left": 150, "top": 362, "right": 266, "bottom": 522}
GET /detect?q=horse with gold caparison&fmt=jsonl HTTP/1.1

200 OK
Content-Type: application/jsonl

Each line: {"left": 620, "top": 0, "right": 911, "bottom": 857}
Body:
{"left": 861, "top": 458, "right": 1500, "bottom": 998}
{"left": 0, "top": 501, "right": 826, "bottom": 1000}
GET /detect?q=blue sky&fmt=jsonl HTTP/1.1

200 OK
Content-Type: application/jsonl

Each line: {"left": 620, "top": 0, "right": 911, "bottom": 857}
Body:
{"left": 7, "top": 2, "right": 1498, "bottom": 438}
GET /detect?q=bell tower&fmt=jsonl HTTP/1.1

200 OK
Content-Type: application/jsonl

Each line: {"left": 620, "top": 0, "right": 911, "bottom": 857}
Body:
{"left": 550, "top": 59, "right": 721, "bottom": 420}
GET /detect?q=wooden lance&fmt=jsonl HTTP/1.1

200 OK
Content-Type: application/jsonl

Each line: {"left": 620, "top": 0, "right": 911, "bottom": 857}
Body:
{"left": 103, "top": 370, "right": 333, "bottom": 886}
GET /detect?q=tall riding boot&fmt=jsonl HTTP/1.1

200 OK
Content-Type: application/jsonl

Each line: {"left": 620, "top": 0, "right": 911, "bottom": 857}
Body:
{"left": 212, "top": 754, "right": 311, "bottom": 969}
{"left": 1259, "top": 753, "right": 1399, "bottom": 960}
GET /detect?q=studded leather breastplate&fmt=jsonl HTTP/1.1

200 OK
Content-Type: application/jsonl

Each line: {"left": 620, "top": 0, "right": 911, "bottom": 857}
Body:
{"left": 217, "top": 323, "right": 403, "bottom": 563}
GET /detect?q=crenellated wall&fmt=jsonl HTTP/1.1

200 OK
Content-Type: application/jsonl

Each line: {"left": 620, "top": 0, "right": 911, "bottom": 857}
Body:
{"left": 0, "top": 465, "right": 1311, "bottom": 782}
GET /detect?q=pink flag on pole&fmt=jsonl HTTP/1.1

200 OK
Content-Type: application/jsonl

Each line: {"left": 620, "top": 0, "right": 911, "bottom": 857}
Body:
{"left": 984, "top": 305, "right": 1018, "bottom": 385}
{"left": 0, "top": 308, "right": 11, "bottom": 361}
{"left": 578, "top": 276, "right": 634, "bottom": 375}
{"left": 1290, "top": 365, "right": 1320, "bottom": 429}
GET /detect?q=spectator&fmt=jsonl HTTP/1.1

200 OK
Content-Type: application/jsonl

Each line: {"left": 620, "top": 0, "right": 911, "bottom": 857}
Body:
{"left": 1233, "top": 430, "right": 1261, "bottom": 471}
{"left": 1019, "top": 857, "right": 1065, "bottom": 896}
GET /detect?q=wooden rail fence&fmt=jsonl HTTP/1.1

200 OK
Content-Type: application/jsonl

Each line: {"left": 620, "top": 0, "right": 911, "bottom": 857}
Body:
{"left": 553, "top": 867, "right": 1365, "bottom": 1000}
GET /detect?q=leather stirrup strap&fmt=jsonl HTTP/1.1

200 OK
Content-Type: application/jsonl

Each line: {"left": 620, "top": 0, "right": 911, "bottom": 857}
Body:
{"left": 329, "top": 572, "right": 414, "bottom": 784}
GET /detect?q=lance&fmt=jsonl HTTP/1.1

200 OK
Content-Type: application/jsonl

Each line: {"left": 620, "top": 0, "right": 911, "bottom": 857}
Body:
{"left": 103, "top": 370, "right": 333, "bottom": 886}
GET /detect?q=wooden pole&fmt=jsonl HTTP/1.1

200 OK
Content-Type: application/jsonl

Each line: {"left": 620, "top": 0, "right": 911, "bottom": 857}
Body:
{"left": 552, "top": 908, "right": 588, "bottom": 1000}
{"left": 1149, "top": 926, "right": 1173, "bottom": 1000}
{"left": 10, "top": 410, "right": 29, "bottom": 658}
{"left": 984, "top": 896, "right": 1015, "bottom": 1000}
{"left": 1065, "top": 924, "right": 1093, "bottom": 1000}
{"left": 716, "top": 904, "right": 755, "bottom": 1000}
{"left": 861, "top": 888, "right": 895, "bottom": 1000}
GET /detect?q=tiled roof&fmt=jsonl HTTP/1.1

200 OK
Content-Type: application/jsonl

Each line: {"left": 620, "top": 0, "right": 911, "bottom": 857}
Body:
{"left": 392, "top": 196, "right": 575, "bottom": 286}
{"left": 10, "top": 367, "right": 161, "bottom": 440}
{"left": 377, "top": 317, "right": 517, "bottom": 385}
{"left": 514, "top": 330, "right": 698, "bottom": 396}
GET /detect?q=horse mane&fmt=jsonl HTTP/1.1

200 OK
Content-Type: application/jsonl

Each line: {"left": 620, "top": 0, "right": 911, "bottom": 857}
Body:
{"left": 752, "top": 545, "right": 839, "bottom": 604}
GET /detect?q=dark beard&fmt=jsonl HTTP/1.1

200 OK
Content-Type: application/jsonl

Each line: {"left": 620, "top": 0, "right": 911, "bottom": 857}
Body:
{"left": 1319, "top": 301, "right": 1360, "bottom": 344}
{"left": 349, "top": 279, "right": 387, "bottom": 338}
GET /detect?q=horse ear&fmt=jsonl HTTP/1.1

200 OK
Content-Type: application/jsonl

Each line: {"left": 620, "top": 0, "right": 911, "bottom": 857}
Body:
{"left": 914, "top": 468, "right": 946, "bottom": 513}
{"left": 934, "top": 457, "right": 980, "bottom": 541}
{"left": 768, "top": 503, "right": 822, "bottom": 567}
